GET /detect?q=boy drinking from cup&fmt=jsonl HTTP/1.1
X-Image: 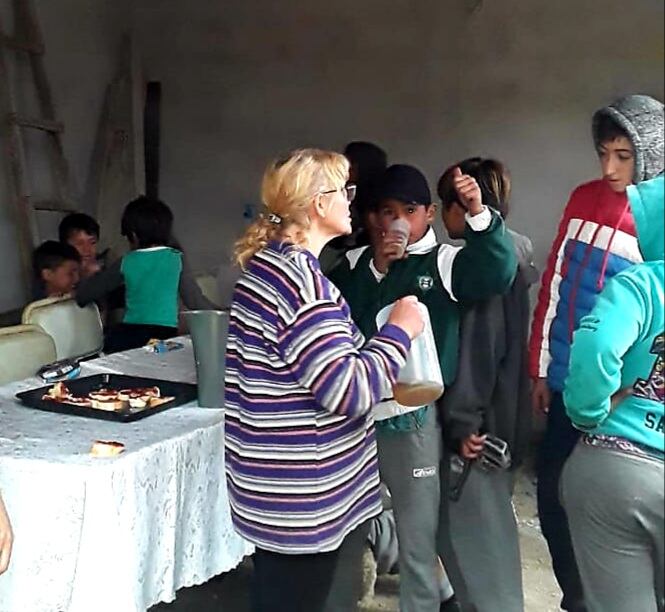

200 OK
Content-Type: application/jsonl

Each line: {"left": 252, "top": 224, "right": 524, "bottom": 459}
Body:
{"left": 328, "top": 163, "right": 517, "bottom": 612}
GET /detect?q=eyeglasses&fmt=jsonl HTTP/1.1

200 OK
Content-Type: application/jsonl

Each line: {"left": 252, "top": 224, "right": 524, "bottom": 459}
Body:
{"left": 320, "top": 183, "right": 357, "bottom": 202}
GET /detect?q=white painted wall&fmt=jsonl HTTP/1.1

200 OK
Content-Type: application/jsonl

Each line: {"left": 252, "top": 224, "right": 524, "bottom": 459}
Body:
{"left": 1, "top": 0, "right": 663, "bottom": 312}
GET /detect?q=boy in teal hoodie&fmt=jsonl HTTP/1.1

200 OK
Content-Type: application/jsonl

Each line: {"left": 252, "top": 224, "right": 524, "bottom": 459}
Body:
{"left": 329, "top": 164, "right": 516, "bottom": 612}
{"left": 561, "top": 175, "right": 664, "bottom": 612}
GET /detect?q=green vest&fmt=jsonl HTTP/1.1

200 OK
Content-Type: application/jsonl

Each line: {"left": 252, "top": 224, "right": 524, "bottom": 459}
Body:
{"left": 348, "top": 247, "right": 460, "bottom": 386}
{"left": 121, "top": 247, "right": 182, "bottom": 327}
{"left": 329, "top": 214, "right": 517, "bottom": 433}
{"left": 331, "top": 246, "right": 460, "bottom": 433}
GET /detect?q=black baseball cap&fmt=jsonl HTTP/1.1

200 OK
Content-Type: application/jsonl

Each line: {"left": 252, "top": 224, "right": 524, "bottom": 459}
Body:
{"left": 375, "top": 164, "right": 432, "bottom": 206}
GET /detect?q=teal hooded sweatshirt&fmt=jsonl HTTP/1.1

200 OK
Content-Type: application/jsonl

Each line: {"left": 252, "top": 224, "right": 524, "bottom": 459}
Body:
{"left": 564, "top": 175, "right": 664, "bottom": 452}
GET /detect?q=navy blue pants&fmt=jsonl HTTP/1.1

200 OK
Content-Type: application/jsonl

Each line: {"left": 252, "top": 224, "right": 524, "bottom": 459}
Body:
{"left": 537, "top": 391, "right": 586, "bottom": 611}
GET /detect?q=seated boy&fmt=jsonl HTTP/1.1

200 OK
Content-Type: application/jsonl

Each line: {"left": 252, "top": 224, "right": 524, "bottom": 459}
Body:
{"left": 32, "top": 240, "right": 81, "bottom": 299}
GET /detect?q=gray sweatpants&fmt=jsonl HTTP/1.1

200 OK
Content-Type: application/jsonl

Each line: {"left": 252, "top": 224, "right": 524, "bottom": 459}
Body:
{"left": 561, "top": 442, "right": 665, "bottom": 612}
{"left": 376, "top": 407, "right": 445, "bottom": 612}
{"left": 448, "top": 461, "right": 524, "bottom": 612}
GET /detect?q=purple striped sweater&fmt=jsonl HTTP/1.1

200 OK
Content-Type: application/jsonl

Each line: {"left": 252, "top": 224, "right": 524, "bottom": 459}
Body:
{"left": 224, "top": 240, "right": 410, "bottom": 553}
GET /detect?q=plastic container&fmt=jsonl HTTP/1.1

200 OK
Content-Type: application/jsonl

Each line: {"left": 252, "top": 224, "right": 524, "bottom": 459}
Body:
{"left": 183, "top": 310, "right": 229, "bottom": 408}
{"left": 376, "top": 301, "right": 444, "bottom": 407}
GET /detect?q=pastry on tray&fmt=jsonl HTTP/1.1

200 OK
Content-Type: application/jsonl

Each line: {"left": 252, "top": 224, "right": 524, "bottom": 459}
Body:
{"left": 90, "top": 440, "right": 125, "bottom": 457}
{"left": 42, "top": 383, "right": 173, "bottom": 412}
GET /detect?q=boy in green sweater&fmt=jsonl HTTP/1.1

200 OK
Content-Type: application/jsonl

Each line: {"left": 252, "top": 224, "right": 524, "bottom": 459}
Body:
{"left": 328, "top": 164, "right": 516, "bottom": 612}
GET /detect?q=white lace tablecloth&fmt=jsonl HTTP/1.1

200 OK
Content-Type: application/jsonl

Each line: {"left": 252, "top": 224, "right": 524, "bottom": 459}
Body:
{"left": 0, "top": 338, "right": 253, "bottom": 612}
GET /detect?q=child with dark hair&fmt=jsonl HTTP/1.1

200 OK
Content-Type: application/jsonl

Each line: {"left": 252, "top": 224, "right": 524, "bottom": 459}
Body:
{"left": 437, "top": 157, "right": 537, "bottom": 612}
{"left": 329, "top": 163, "right": 517, "bottom": 612}
{"left": 32, "top": 240, "right": 81, "bottom": 299}
{"left": 59, "top": 211, "right": 125, "bottom": 321}
{"left": 320, "top": 141, "right": 388, "bottom": 272}
{"left": 58, "top": 213, "right": 102, "bottom": 279}
{"left": 76, "top": 196, "right": 215, "bottom": 352}
{"left": 529, "top": 94, "right": 664, "bottom": 612}
{"left": 345, "top": 141, "right": 388, "bottom": 226}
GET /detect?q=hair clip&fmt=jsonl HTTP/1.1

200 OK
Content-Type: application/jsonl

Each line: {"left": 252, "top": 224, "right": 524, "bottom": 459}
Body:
{"left": 268, "top": 213, "right": 282, "bottom": 225}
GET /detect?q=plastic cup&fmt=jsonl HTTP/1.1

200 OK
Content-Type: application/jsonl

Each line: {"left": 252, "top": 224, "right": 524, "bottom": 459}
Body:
{"left": 388, "top": 218, "right": 410, "bottom": 258}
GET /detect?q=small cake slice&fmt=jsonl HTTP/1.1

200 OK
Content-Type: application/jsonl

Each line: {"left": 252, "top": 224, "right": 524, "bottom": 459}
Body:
{"left": 90, "top": 440, "right": 125, "bottom": 457}
{"left": 90, "top": 397, "right": 126, "bottom": 411}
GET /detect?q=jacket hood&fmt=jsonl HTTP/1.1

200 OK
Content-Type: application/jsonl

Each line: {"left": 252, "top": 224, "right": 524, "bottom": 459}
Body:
{"left": 628, "top": 175, "right": 664, "bottom": 261}
{"left": 592, "top": 94, "right": 664, "bottom": 182}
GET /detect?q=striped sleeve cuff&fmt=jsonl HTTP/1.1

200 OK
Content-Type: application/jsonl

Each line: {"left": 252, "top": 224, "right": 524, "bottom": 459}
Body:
{"left": 376, "top": 323, "right": 411, "bottom": 357}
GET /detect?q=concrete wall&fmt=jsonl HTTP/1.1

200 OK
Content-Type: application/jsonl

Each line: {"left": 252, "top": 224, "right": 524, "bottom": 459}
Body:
{"left": 134, "top": 0, "right": 664, "bottom": 275}
{"left": 1, "top": 0, "right": 663, "bottom": 311}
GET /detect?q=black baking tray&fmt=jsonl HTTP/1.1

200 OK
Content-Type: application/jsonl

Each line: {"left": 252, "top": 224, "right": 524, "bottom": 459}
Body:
{"left": 15, "top": 373, "right": 198, "bottom": 422}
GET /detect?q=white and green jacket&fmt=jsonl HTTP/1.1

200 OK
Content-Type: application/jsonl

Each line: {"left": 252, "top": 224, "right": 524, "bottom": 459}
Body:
{"left": 328, "top": 207, "right": 517, "bottom": 429}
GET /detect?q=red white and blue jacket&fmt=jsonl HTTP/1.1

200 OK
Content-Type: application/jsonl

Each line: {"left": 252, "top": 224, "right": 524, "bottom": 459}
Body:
{"left": 529, "top": 179, "right": 643, "bottom": 392}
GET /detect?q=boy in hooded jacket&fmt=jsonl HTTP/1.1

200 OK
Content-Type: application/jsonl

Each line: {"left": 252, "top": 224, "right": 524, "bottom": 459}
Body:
{"left": 529, "top": 94, "right": 664, "bottom": 611}
{"left": 561, "top": 175, "right": 664, "bottom": 612}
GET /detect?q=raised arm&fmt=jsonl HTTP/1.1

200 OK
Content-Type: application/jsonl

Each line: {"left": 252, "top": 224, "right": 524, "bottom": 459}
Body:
{"left": 178, "top": 256, "right": 220, "bottom": 310}
{"left": 75, "top": 258, "right": 123, "bottom": 306}
{"left": 441, "top": 167, "right": 517, "bottom": 303}
{"left": 448, "top": 209, "right": 517, "bottom": 303}
{"left": 278, "top": 298, "right": 415, "bottom": 419}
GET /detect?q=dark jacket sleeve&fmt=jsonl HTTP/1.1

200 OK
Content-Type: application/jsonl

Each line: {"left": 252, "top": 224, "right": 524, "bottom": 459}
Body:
{"left": 438, "top": 268, "right": 533, "bottom": 466}
{"left": 75, "top": 258, "right": 124, "bottom": 306}
{"left": 451, "top": 210, "right": 518, "bottom": 303}
{"left": 436, "top": 298, "right": 505, "bottom": 452}
{"left": 178, "top": 256, "right": 220, "bottom": 310}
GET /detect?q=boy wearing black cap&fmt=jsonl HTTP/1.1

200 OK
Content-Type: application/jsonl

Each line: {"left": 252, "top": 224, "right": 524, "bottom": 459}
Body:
{"left": 329, "top": 164, "right": 517, "bottom": 612}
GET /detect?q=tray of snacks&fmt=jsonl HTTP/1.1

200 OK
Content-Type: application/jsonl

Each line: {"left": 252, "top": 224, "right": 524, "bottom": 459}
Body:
{"left": 15, "top": 374, "right": 198, "bottom": 422}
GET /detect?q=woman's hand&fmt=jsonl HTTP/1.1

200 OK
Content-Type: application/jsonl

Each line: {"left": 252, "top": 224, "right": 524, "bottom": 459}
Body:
{"left": 387, "top": 296, "right": 424, "bottom": 340}
{"left": 460, "top": 433, "right": 487, "bottom": 460}
{"left": 0, "top": 494, "right": 13, "bottom": 575}
{"left": 452, "top": 167, "right": 484, "bottom": 216}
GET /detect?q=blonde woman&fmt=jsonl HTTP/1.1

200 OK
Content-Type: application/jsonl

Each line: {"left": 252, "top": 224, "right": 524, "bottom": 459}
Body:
{"left": 225, "top": 149, "right": 423, "bottom": 612}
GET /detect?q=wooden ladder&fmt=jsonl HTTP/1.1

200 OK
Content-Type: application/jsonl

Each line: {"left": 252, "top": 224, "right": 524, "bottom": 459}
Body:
{"left": 0, "top": 0, "right": 77, "bottom": 293}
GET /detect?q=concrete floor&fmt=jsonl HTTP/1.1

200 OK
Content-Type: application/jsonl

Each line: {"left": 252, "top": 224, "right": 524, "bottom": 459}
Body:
{"left": 151, "top": 466, "right": 562, "bottom": 612}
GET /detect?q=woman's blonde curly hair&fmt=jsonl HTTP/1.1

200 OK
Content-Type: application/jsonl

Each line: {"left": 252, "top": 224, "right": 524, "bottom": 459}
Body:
{"left": 234, "top": 148, "right": 349, "bottom": 268}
